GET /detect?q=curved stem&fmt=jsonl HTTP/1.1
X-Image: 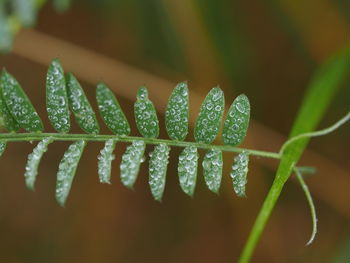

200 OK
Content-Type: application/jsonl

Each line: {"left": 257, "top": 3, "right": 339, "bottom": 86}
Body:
{"left": 280, "top": 110, "right": 350, "bottom": 154}
{"left": 0, "top": 132, "right": 281, "bottom": 159}
{"left": 294, "top": 167, "right": 318, "bottom": 246}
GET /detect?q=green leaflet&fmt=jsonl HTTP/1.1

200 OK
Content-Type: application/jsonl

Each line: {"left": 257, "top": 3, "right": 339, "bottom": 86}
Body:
{"left": 56, "top": 140, "right": 86, "bottom": 206}
{"left": 24, "top": 137, "right": 53, "bottom": 190}
{"left": 134, "top": 86, "right": 159, "bottom": 138}
{"left": 230, "top": 151, "right": 249, "bottom": 197}
{"left": 178, "top": 146, "right": 199, "bottom": 196}
{"left": 97, "top": 139, "right": 116, "bottom": 184}
{"left": 165, "top": 82, "right": 189, "bottom": 141}
{"left": 0, "top": 82, "right": 20, "bottom": 132}
{"left": 12, "top": 0, "right": 37, "bottom": 26}
{"left": 1, "top": 70, "right": 43, "bottom": 132}
{"left": 96, "top": 83, "right": 130, "bottom": 135}
{"left": 202, "top": 149, "right": 223, "bottom": 194}
{"left": 46, "top": 58, "right": 70, "bottom": 133}
{"left": 194, "top": 87, "right": 224, "bottom": 143}
{"left": 149, "top": 143, "right": 170, "bottom": 201}
{"left": 67, "top": 73, "right": 100, "bottom": 134}
{"left": 120, "top": 140, "right": 146, "bottom": 188}
{"left": 0, "top": 141, "right": 6, "bottom": 156}
{"left": 222, "top": 94, "right": 250, "bottom": 146}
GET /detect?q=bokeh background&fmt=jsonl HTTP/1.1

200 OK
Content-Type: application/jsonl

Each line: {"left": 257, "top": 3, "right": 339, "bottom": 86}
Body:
{"left": 0, "top": 0, "right": 350, "bottom": 262}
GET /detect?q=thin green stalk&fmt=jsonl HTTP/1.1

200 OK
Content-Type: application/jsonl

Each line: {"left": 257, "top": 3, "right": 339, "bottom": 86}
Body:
{"left": 294, "top": 166, "right": 317, "bottom": 246}
{"left": 0, "top": 132, "right": 281, "bottom": 159}
{"left": 237, "top": 161, "right": 294, "bottom": 263}
{"left": 280, "top": 110, "right": 350, "bottom": 154}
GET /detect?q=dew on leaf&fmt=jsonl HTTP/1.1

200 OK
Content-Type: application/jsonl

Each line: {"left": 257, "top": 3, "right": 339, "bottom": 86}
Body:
{"left": 165, "top": 81, "right": 189, "bottom": 141}
{"left": 1, "top": 69, "right": 43, "bottom": 132}
{"left": 120, "top": 140, "right": 146, "bottom": 188}
{"left": 194, "top": 87, "right": 224, "bottom": 144}
{"left": 178, "top": 146, "right": 199, "bottom": 196}
{"left": 67, "top": 73, "right": 100, "bottom": 134}
{"left": 96, "top": 82, "right": 130, "bottom": 135}
{"left": 149, "top": 143, "right": 170, "bottom": 201}
{"left": 24, "top": 137, "right": 53, "bottom": 190}
{"left": 56, "top": 140, "right": 86, "bottom": 206}
{"left": 202, "top": 149, "right": 223, "bottom": 194}
{"left": 222, "top": 94, "right": 250, "bottom": 146}
{"left": 134, "top": 86, "right": 159, "bottom": 138}
{"left": 97, "top": 139, "right": 116, "bottom": 184}
{"left": 230, "top": 151, "right": 249, "bottom": 197}
{"left": 46, "top": 59, "right": 70, "bottom": 133}
{"left": 0, "top": 78, "right": 20, "bottom": 132}
{"left": 0, "top": 141, "right": 6, "bottom": 156}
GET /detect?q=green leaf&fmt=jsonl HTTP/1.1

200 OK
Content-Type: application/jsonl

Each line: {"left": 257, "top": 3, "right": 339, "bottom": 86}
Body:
{"left": 67, "top": 73, "right": 100, "bottom": 134}
{"left": 230, "top": 151, "right": 249, "bottom": 197}
{"left": 0, "top": 141, "right": 6, "bottom": 156}
{"left": 202, "top": 149, "right": 223, "bottom": 193}
{"left": 194, "top": 87, "right": 224, "bottom": 143}
{"left": 12, "top": 0, "right": 37, "bottom": 27}
{"left": 134, "top": 86, "right": 159, "bottom": 138}
{"left": 96, "top": 82, "right": 130, "bottom": 135}
{"left": 238, "top": 46, "right": 350, "bottom": 262}
{"left": 46, "top": 58, "right": 70, "bottom": 133}
{"left": 24, "top": 137, "right": 53, "bottom": 190}
{"left": 222, "top": 94, "right": 250, "bottom": 146}
{"left": 56, "top": 140, "right": 86, "bottom": 206}
{"left": 178, "top": 146, "right": 199, "bottom": 196}
{"left": 0, "top": 80, "right": 20, "bottom": 132}
{"left": 165, "top": 82, "right": 189, "bottom": 141}
{"left": 149, "top": 143, "right": 170, "bottom": 201}
{"left": 1, "top": 69, "right": 43, "bottom": 132}
{"left": 120, "top": 140, "right": 146, "bottom": 188}
{"left": 97, "top": 139, "right": 116, "bottom": 184}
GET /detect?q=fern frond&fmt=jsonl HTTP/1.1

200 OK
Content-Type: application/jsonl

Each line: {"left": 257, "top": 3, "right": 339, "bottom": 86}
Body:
{"left": 0, "top": 59, "right": 260, "bottom": 205}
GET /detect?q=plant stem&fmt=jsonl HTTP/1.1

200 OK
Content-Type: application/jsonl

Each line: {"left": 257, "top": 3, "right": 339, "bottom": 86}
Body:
{"left": 237, "top": 161, "right": 294, "bottom": 263}
{"left": 294, "top": 167, "right": 317, "bottom": 246}
{"left": 0, "top": 132, "right": 281, "bottom": 159}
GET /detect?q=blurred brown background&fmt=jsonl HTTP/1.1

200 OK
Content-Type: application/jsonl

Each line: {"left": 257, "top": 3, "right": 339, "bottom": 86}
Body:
{"left": 0, "top": 0, "right": 350, "bottom": 262}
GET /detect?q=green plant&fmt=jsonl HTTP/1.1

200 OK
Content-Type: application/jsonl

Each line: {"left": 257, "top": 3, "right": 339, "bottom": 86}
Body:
{"left": 0, "top": 0, "right": 70, "bottom": 52}
{"left": 0, "top": 54, "right": 349, "bottom": 262}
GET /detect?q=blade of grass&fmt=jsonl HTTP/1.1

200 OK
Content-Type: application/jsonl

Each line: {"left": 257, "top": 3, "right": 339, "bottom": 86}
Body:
{"left": 238, "top": 45, "right": 350, "bottom": 263}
